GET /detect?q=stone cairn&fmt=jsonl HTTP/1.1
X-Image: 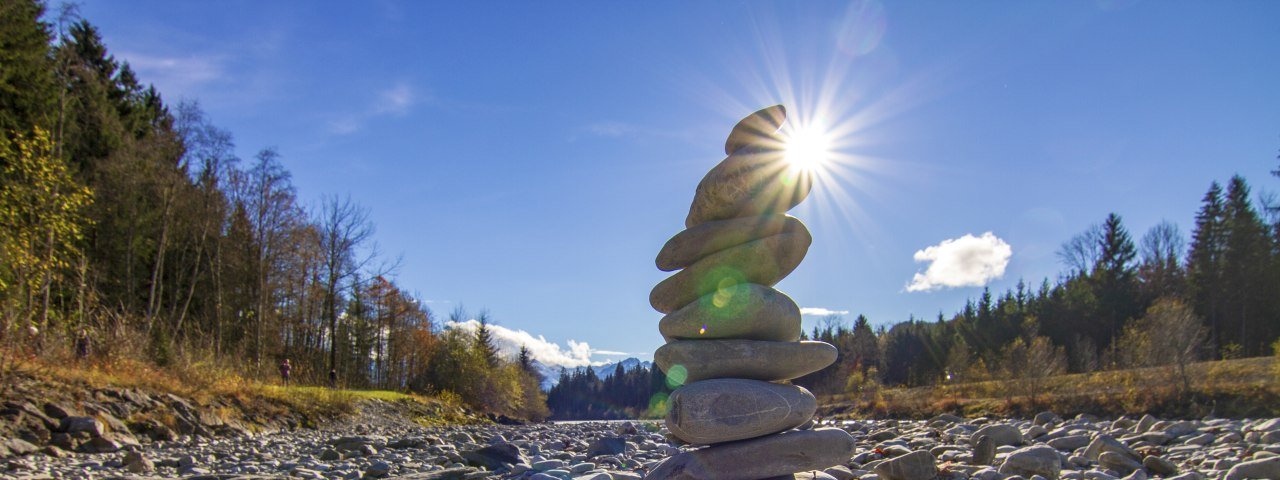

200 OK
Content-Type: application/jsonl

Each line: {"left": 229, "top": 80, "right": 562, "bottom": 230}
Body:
{"left": 645, "top": 105, "right": 857, "bottom": 480}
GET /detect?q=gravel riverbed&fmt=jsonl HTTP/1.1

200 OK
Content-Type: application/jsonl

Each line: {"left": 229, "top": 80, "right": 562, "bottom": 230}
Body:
{"left": 5, "top": 408, "right": 1280, "bottom": 480}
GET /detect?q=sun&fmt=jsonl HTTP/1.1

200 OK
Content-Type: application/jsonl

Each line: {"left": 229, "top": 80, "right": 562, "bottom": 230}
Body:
{"left": 784, "top": 124, "right": 833, "bottom": 172}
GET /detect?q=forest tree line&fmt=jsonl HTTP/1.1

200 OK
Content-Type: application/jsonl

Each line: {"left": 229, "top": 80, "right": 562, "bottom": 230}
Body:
{"left": 796, "top": 169, "right": 1280, "bottom": 394}
{"left": 545, "top": 363, "right": 664, "bottom": 420}
{"left": 0, "top": 1, "right": 547, "bottom": 420}
{"left": 547, "top": 170, "right": 1279, "bottom": 420}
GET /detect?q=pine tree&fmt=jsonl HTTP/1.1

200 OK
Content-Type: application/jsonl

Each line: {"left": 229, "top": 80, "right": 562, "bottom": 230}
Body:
{"left": 1188, "top": 181, "right": 1226, "bottom": 350}
{"left": 849, "top": 315, "right": 880, "bottom": 374}
{"left": 0, "top": 0, "right": 56, "bottom": 135}
{"left": 1091, "top": 213, "right": 1139, "bottom": 351}
{"left": 474, "top": 311, "right": 498, "bottom": 367}
{"left": 517, "top": 345, "right": 533, "bottom": 372}
{"left": 1220, "top": 176, "right": 1275, "bottom": 355}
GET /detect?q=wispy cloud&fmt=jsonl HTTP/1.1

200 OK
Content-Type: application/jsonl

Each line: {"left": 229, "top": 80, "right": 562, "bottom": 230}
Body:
{"left": 375, "top": 83, "right": 415, "bottom": 115}
{"left": 328, "top": 81, "right": 424, "bottom": 134}
{"left": 117, "top": 51, "right": 226, "bottom": 99}
{"left": 800, "top": 307, "right": 850, "bottom": 316}
{"left": 592, "top": 349, "right": 632, "bottom": 356}
{"left": 585, "top": 121, "right": 638, "bottom": 138}
{"left": 444, "top": 320, "right": 617, "bottom": 369}
{"left": 573, "top": 121, "right": 699, "bottom": 143}
{"left": 907, "top": 232, "right": 1012, "bottom": 292}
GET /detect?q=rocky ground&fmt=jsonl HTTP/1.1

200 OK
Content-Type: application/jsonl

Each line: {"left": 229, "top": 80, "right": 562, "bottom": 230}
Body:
{"left": 4, "top": 407, "right": 1280, "bottom": 480}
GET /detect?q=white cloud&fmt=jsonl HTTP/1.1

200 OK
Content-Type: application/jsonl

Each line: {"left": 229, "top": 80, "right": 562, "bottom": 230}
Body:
{"left": 800, "top": 307, "right": 850, "bottom": 316}
{"left": 907, "top": 232, "right": 1012, "bottom": 292}
{"left": 444, "top": 320, "right": 617, "bottom": 369}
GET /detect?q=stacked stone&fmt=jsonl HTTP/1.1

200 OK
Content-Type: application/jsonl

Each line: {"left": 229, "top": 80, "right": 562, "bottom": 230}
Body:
{"left": 645, "top": 105, "right": 856, "bottom": 480}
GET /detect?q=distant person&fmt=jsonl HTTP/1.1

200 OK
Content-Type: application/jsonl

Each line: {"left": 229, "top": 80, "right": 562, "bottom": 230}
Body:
{"left": 74, "top": 329, "right": 90, "bottom": 362}
{"left": 25, "top": 325, "right": 40, "bottom": 359}
{"left": 279, "top": 359, "right": 292, "bottom": 386}
{"left": 329, "top": 369, "right": 337, "bottom": 388}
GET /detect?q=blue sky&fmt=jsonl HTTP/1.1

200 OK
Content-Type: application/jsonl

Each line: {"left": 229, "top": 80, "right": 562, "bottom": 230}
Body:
{"left": 80, "top": 1, "right": 1280, "bottom": 367}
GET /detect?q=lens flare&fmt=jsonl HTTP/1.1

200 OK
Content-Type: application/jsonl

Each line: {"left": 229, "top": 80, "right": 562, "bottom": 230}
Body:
{"left": 665, "top": 364, "right": 688, "bottom": 389}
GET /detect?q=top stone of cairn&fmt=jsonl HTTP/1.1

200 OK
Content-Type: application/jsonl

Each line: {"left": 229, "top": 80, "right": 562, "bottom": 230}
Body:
{"left": 687, "top": 105, "right": 813, "bottom": 228}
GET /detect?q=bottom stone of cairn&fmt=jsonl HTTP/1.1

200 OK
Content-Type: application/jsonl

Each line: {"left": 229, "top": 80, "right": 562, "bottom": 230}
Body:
{"left": 644, "top": 428, "right": 856, "bottom": 480}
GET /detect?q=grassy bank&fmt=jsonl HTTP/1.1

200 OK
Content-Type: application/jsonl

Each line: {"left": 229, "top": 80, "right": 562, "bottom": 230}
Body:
{"left": 819, "top": 356, "right": 1279, "bottom": 420}
{"left": 0, "top": 353, "right": 483, "bottom": 428}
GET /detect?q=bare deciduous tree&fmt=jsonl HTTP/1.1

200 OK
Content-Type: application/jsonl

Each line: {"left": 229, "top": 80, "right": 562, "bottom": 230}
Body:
{"left": 1122, "top": 297, "right": 1208, "bottom": 392}
{"left": 1057, "top": 223, "right": 1103, "bottom": 277}
{"left": 318, "top": 194, "right": 375, "bottom": 377}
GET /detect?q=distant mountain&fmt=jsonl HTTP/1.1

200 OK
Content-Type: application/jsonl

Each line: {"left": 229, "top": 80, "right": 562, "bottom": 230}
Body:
{"left": 531, "top": 357, "right": 652, "bottom": 390}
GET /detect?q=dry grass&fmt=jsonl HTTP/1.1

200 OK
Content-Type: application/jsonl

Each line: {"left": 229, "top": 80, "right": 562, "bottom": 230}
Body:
{"left": 819, "top": 356, "right": 1279, "bottom": 420}
{"left": 1, "top": 351, "right": 475, "bottom": 427}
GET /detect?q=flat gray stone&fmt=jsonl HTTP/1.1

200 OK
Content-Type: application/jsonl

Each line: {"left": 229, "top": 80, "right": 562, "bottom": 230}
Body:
{"left": 655, "top": 340, "right": 837, "bottom": 383}
{"left": 1047, "top": 435, "right": 1090, "bottom": 451}
{"left": 657, "top": 214, "right": 805, "bottom": 271}
{"left": 761, "top": 472, "right": 840, "bottom": 480}
{"left": 1224, "top": 457, "right": 1280, "bottom": 480}
{"left": 973, "top": 424, "right": 1023, "bottom": 447}
{"left": 59, "top": 416, "right": 103, "bottom": 437}
{"left": 659, "top": 283, "right": 801, "bottom": 342}
{"left": 650, "top": 231, "right": 810, "bottom": 314}
{"left": 644, "top": 428, "right": 856, "bottom": 480}
{"left": 999, "top": 445, "right": 1061, "bottom": 479}
{"left": 1143, "top": 455, "right": 1178, "bottom": 476}
{"left": 874, "top": 450, "right": 937, "bottom": 480}
{"left": 724, "top": 105, "right": 787, "bottom": 156}
{"left": 1083, "top": 434, "right": 1139, "bottom": 461}
{"left": 665, "top": 378, "right": 816, "bottom": 445}
{"left": 1100, "top": 451, "right": 1143, "bottom": 475}
{"left": 462, "top": 442, "right": 526, "bottom": 470}
{"left": 972, "top": 435, "right": 996, "bottom": 465}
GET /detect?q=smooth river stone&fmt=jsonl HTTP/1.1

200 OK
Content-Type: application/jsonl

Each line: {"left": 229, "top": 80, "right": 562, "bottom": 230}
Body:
{"left": 685, "top": 146, "right": 813, "bottom": 228}
{"left": 665, "top": 378, "right": 816, "bottom": 445}
{"left": 657, "top": 214, "right": 805, "bottom": 272}
{"left": 644, "top": 428, "right": 857, "bottom": 480}
{"left": 655, "top": 340, "right": 837, "bottom": 383}
{"left": 724, "top": 104, "right": 787, "bottom": 156}
{"left": 649, "top": 231, "right": 811, "bottom": 314}
{"left": 658, "top": 284, "right": 801, "bottom": 342}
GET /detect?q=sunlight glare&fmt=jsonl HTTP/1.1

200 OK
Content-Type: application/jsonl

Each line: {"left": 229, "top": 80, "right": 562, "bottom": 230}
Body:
{"left": 785, "top": 124, "right": 832, "bottom": 172}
